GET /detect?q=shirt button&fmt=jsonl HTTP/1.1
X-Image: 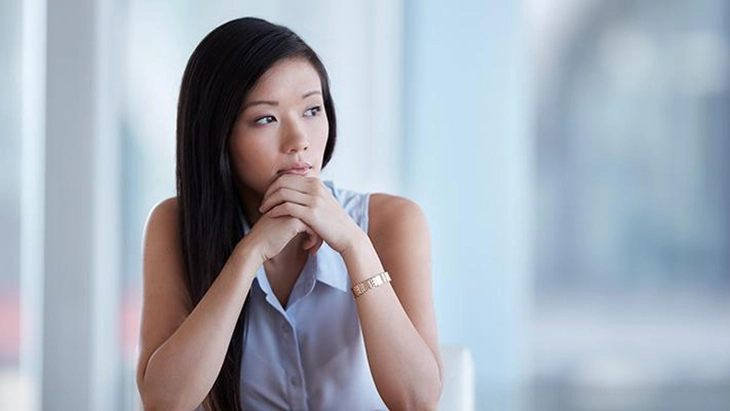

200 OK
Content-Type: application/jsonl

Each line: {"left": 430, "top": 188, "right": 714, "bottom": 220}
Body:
{"left": 290, "top": 376, "right": 299, "bottom": 387}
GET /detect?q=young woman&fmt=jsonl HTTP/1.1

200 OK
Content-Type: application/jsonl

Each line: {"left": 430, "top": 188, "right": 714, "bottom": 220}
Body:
{"left": 136, "top": 17, "right": 442, "bottom": 410}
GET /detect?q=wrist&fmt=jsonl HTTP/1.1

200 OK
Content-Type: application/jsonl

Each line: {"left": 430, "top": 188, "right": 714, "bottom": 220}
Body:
{"left": 340, "top": 232, "right": 384, "bottom": 283}
{"left": 339, "top": 229, "right": 370, "bottom": 261}
{"left": 234, "top": 236, "right": 265, "bottom": 272}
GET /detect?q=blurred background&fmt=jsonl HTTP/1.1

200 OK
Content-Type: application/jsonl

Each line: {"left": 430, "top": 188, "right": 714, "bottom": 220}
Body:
{"left": 1, "top": 0, "right": 729, "bottom": 410}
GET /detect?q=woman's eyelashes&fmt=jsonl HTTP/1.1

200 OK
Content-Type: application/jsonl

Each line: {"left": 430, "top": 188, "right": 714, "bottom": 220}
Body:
{"left": 254, "top": 115, "right": 276, "bottom": 125}
{"left": 252, "top": 106, "right": 322, "bottom": 126}
{"left": 304, "top": 105, "right": 322, "bottom": 117}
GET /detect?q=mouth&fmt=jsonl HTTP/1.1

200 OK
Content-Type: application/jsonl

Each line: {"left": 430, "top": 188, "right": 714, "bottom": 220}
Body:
{"left": 279, "top": 167, "right": 311, "bottom": 176}
{"left": 278, "top": 162, "right": 313, "bottom": 176}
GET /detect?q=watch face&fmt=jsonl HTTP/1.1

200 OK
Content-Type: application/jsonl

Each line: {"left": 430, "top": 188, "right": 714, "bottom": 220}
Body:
{"left": 352, "top": 272, "right": 390, "bottom": 298}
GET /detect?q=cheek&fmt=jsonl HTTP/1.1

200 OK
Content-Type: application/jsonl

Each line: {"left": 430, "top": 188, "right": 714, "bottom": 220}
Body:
{"left": 234, "top": 142, "right": 268, "bottom": 173}
{"left": 229, "top": 135, "right": 266, "bottom": 180}
{"left": 231, "top": 124, "right": 268, "bottom": 162}
{"left": 311, "top": 117, "right": 330, "bottom": 148}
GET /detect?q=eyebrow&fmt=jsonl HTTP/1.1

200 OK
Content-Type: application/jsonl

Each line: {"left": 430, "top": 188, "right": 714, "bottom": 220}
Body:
{"left": 242, "top": 90, "right": 322, "bottom": 111}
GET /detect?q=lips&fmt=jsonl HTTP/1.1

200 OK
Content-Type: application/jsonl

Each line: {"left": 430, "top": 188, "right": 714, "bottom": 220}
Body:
{"left": 278, "top": 162, "right": 312, "bottom": 175}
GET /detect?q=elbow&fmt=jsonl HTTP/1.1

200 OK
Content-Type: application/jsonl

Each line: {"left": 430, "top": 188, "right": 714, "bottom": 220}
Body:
{"left": 139, "top": 394, "right": 189, "bottom": 411}
{"left": 137, "top": 373, "right": 160, "bottom": 411}
{"left": 139, "top": 398, "right": 164, "bottom": 411}
{"left": 398, "top": 395, "right": 440, "bottom": 411}
{"left": 137, "top": 383, "right": 161, "bottom": 411}
{"left": 138, "top": 388, "right": 157, "bottom": 411}
{"left": 412, "top": 398, "right": 439, "bottom": 411}
{"left": 394, "top": 383, "right": 442, "bottom": 411}
{"left": 412, "top": 378, "right": 442, "bottom": 411}
{"left": 417, "top": 389, "right": 442, "bottom": 411}
{"left": 384, "top": 369, "right": 442, "bottom": 410}
{"left": 138, "top": 379, "right": 191, "bottom": 411}
{"left": 137, "top": 360, "right": 194, "bottom": 411}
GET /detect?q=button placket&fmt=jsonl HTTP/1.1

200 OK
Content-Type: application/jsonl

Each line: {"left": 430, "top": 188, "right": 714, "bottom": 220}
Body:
{"left": 282, "top": 320, "right": 307, "bottom": 409}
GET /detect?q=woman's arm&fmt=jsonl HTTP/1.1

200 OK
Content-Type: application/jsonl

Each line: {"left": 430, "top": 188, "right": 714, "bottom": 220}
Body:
{"left": 257, "top": 177, "right": 443, "bottom": 409}
{"left": 136, "top": 198, "right": 262, "bottom": 411}
{"left": 341, "top": 194, "right": 443, "bottom": 410}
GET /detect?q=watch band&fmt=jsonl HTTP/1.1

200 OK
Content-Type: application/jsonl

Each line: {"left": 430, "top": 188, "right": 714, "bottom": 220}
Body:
{"left": 352, "top": 271, "right": 391, "bottom": 298}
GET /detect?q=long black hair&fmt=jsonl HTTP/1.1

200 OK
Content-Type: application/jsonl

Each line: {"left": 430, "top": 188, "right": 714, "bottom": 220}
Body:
{"left": 176, "top": 17, "right": 337, "bottom": 410}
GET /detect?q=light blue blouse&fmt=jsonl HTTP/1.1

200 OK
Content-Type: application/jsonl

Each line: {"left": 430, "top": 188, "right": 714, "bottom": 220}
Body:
{"left": 237, "top": 180, "right": 386, "bottom": 410}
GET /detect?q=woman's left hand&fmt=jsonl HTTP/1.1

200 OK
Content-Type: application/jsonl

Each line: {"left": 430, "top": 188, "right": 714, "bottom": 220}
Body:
{"left": 258, "top": 175, "right": 364, "bottom": 255}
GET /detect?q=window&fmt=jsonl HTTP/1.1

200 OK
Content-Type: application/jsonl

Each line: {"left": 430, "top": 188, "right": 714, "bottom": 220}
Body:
{"left": 1, "top": 0, "right": 40, "bottom": 409}
{"left": 532, "top": 0, "right": 730, "bottom": 407}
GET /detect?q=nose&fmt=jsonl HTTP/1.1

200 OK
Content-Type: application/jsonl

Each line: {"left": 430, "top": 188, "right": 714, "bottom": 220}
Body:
{"left": 282, "top": 118, "right": 309, "bottom": 154}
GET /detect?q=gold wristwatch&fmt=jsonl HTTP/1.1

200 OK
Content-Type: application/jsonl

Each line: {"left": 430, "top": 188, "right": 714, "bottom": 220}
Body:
{"left": 351, "top": 271, "right": 391, "bottom": 298}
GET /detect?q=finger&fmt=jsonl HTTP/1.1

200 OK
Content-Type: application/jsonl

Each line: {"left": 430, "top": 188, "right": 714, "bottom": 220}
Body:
{"left": 302, "top": 228, "right": 317, "bottom": 250}
{"left": 304, "top": 236, "right": 321, "bottom": 252}
{"left": 306, "top": 238, "right": 323, "bottom": 256}
{"left": 269, "top": 201, "right": 310, "bottom": 222}
{"left": 303, "top": 227, "right": 323, "bottom": 253}
{"left": 264, "top": 174, "right": 309, "bottom": 200}
{"left": 311, "top": 237, "right": 324, "bottom": 255}
{"left": 264, "top": 174, "right": 323, "bottom": 203}
{"left": 260, "top": 187, "right": 312, "bottom": 214}
{"left": 302, "top": 224, "right": 320, "bottom": 249}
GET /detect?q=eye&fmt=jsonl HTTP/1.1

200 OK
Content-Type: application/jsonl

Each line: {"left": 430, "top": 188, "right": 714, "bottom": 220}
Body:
{"left": 254, "top": 115, "right": 276, "bottom": 125}
{"left": 304, "top": 106, "right": 322, "bottom": 117}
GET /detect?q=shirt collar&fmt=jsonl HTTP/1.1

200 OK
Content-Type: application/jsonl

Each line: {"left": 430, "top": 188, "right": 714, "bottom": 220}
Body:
{"left": 310, "top": 242, "right": 350, "bottom": 292}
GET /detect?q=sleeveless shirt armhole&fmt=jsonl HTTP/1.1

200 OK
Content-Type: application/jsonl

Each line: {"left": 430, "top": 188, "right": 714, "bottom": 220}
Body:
{"left": 361, "top": 191, "right": 371, "bottom": 235}
{"left": 324, "top": 179, "right": 370, "bottom": 234}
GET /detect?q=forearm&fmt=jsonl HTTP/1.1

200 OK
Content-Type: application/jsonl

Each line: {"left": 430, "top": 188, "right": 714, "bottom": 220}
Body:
{"left": 342, "top": 233, "right": 442, "bottom": 410}
{"left": 139, "top": 242, "right": 262, "bottom": 410}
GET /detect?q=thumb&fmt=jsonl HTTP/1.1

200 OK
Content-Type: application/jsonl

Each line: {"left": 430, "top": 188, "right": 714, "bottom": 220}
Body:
{"left": 302, "top": 227, "right": 319, "bottom": 251}
{"left": 309, "top": 237, "right": 324, "bottom": 256}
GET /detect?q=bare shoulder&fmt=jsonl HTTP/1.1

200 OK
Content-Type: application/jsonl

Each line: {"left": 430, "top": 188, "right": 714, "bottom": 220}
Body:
{"left": 368, "top": 193, "right": 429, "bottom": 244}
{"left": 137, "top": 196, "right": 191, "bottom": 385}
{"left": 142, "top": 195, "right": 189, "bottom": 308}
{"left": 144, "top": 197, "right": 178, "bottom": 239}
{"left": 142, "top": 197, "right": 185, "bottom": 283}
{"left": 367, "top": 193, "right": 431, "bottom": 283}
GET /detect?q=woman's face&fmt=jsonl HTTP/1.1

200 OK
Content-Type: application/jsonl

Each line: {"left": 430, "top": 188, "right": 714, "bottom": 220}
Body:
{"left": 229, "top": 57, "right": 329, "bottom": 197}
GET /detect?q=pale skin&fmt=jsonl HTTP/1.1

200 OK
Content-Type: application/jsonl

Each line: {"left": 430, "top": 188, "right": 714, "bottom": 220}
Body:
{"left": 136, "top": 58, "right": 443, "bottom": 410}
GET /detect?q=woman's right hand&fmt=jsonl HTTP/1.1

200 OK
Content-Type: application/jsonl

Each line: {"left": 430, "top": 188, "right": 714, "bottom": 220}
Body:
{"left": 242, "top": 211, "right": 323, "bottom": 263}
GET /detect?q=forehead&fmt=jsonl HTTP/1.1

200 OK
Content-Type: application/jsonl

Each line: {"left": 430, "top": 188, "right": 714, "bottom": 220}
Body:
{"left": 246, "top": 58, "right": 322, "bottom": 100}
